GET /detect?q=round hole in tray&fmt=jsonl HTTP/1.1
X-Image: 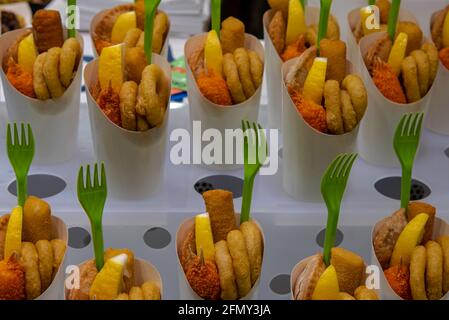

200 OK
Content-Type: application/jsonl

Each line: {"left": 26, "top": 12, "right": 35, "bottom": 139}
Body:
{"left": 374, "top": 177, "right": 431, "bottom": 201}
{"left": 316, "top": 228, "right": 344, "bottom": 248}
{"left": 143, "top": 227, "right": 171, "bottom": 249}
{"left": 8, "top": 174, "right": 66, "bottom": 198}
{"left": 270, "top": 274, "right": 291, "bottom": 295}
{"left": 278, "top": 148, "right": 283, "bottom": 159}
{"left": 68, "top": 227, "right": 91, "bottom": 249}
{"left": 445, "top": 148, "right": 449, "bottom": 158}
{"left": 194, "top": 175, "right": 243, "bottom": 198}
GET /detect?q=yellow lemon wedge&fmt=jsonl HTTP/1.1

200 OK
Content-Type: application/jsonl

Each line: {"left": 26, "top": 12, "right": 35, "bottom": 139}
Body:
{"left": 443, "top": 11, "right": 449, "bottom": 49}
{"left": 111, "top": 11, "right": 137, "bottom": 44}
{"left": 17, "top": 34, "right": 37, "bottom": 74}
{"left": 312, "top": 265, "right": 341, "bottom": 300}
{"left": 4, "top": 206, "right": 23, "bottom": 259}
{"left": 388, "top": 32, "right": 408, "bottom": 76}
{"left": 285, "top": 0, "right": 307, "bottom": 45}
{"left": 390, "top": 213, "right": 429, "bottom": 266}
{"left": 360, "top": 6, "right": 380, "bottom": 36}
{"left": 303, "top": 57, "right": 327, "bottom": 105}
{"left": 98, "top": 43, "right": 125, "bottom": 91}
{"left": 89, "top": 253, "right": 128, "bottom": 300}
{"left": 204, "top": 30, "right": 223, "bottom": 76}
{"left": 195, "top": 213, "right": 215, "bottom": 262}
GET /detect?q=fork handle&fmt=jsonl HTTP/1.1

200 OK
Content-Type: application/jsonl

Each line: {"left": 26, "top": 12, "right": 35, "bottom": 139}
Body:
{"left": 400, "top": 166, "right": 412, "bottom": 210}
{"left": 91, "top": 223, "right": 105, "bottom": 271}
{"left": 323, "top": 208, "right": 339, "bottom": 266}
{"left": 16, "top": 175, "right": 27, "bottom": 207}
{"left": 240, "top": 174, "right": 256, "bottom": 224}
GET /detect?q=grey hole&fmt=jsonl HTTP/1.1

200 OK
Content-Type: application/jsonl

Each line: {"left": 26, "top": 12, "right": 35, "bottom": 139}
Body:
{"left": 270, "top": 274, "right": 291, "bottom": 295}
{"left": 375, "top": 177, "right": 431, "bottom": 201}
{"left": 143, "top": 227, "right": 171, "bottom": 249}
{"left": 194, "top": 175, "right": 243, "bottom": 198}
{"left": 316, "top": 228, "right": 344, "bottom": 248}
{"left": 445, "top": 148, "right": 449, "bottom": 158}
{"left": 8, "top": 174, "right": 66, "bottom": 199}
{"left": 278, "top": 148, "right": 283, "bottom": 159}
{"left": 68, "top": 227, "right": 91, "bottom": 249}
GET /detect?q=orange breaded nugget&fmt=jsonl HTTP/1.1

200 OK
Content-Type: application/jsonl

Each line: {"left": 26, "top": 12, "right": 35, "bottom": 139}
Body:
{"left": 0, "top": 255, "right": 26, "bottom": 300}
{"left": 202, "top": 190, "right": 237, "bottom": 242}
{"left": 197, "top": 71, "right": 233, "bottom": 106}
{"left": 32, "top": 10, "right": 64, "bottom": 53}
{"left": 407, "top": 202, "right": 436, "bottom": 244}
{"left": 289, "top": 88, "right": 327, "bottom": 133}
{"left": 6, "top": 58, "right": 35, "bottom": 98}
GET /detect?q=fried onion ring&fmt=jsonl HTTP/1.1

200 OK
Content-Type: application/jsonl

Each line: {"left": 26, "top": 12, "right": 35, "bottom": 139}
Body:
{"left": 33, "top": 52, "right": 50, "bottom": 100}
{"left": 20, "top": 242, "right": 41, "bottom": 299}
{"left": 35, "top": 240, "right": 54, "bottom": 292}
{"left": 43, "top": 47, "right": 65, "bottom": 98}
{"left": 410, "top": 246, "right": 427, "bottom": 300}
{"left": 60, "top": 38, "right": 81, "bottom": 88}
{"left": 223, "top": 53, "right": 246, "bottom": 104}
{"left": 234, "top": 48, "right": 256, "bottom": 99}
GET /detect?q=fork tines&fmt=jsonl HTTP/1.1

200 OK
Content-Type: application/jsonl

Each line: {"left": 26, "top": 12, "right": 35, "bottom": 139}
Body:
{"left": 7, "top": 123, "right": 34, "bottom": 148}
{"left": 78, "top": 163, "right": 107, "bottom": 191}
{"left": 396, "top": 113, "right": 424, "bottom": 137}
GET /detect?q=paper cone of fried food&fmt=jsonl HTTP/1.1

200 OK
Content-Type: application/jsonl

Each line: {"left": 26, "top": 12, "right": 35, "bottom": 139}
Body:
{"left": 281, "top": 57, "right": 361, "bottom": 202}
{"left": 90, "top": 4, "right": 170, "bottom": 59}
{"left": 263, "top": 6, "right": 321, "bottom": 130}
{"left": 184, "top": 33, "right": 264, "bottom": 171}
{"left": 176, "top": 214, "right": 264, "bottom": 300}
{"left": 371, "top": 216, "right": 449, "bottom": 300}
{"left": 35, "top": 216, "right": 68, "bottom": 300}
{"left": 426, "top": 9, "right": 449, "bottom": 135}
{"left": 64, "top": 258, "right": 163, "bottom": 300}
{"left": 358, "top": 31, "right": 436, "bottom": 167}
{"left": 84, "top": 53, "right": 171, "bottom": 200}
{"left": 0, "top": 28, "right": 84, "bottom": 165}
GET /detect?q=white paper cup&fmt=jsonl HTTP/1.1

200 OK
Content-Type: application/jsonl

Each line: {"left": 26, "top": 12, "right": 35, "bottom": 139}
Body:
{"left": 0, "top": 28, "right": 84, "bottom": 165}
{"left": 262, "top": 7, "right": 319, "bottom": 130}
{"left": 90, "top": 6, "right": 170, "bottom": 59}
{"left": 36, "top": 216, "right": 68, "bottom": 300}
{"left": 184, "top": 33, "right": 264, "bottom": 171}
{"left": 371, "top": 217, "right": 449, "bottom": 300}
{"left": 84, "top": 54, "right": 171, "bottom": 200}
{"left": 176, "top": 214, "right": 264, "bottom": 300}
{"left": 281, "top": 57, "right": 359, "bottom": 202}
{"left": 358, "top": 31, "right": 435, "bottom": 167}
{"left": 65, "top": 258, "right": 164, "bottom": 300}
{"left": 426, "top": 10, "right": 449, "bottom": 135}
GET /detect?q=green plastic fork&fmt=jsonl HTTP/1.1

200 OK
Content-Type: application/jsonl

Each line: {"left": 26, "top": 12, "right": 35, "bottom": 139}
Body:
{"left": 240, "top": 121, "right": 267, "bottom": 224}
{"left": 143, "top": 0, "right": 162, "bottom": 64}
{"left": 393, "top": 113, "right": 424, "bottom": 210}
{"left": 321, "top": 153, "right": 358, "bottom": 266}
{"left": 6, "top": 123, "right": 35, "bottom": 207}
{"left": 77, "top": 163, "right": 107, "bottom": 271}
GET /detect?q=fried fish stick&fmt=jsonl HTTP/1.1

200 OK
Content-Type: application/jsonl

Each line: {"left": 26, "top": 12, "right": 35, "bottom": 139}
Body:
{"left": 141, "top": 281, "right": 161, "bottom": 300}
{"left": 215, "top": 240, "right": 238, "bottom": 300}
{"left": 202, "top": 190, "right": 237, "bottom": 242}
{"left": 240, "top": 221, "right": 263, "bottom": 286}
{"left": 43, "top": 47, "right": 65, "bottom": 99}
{"left": 319, "top": 39, "right": 347, "bottom": 83}
{"left": 426, "top": 241, "right": 443, "bottom": 300}
{"left": 223, "top": 53, "right": 246, "bottom": 104}
{"left": 410, "top": 246, "right": 427, "bottom": 300}
{"left": 411, "top": 50, "right": 431, "bottom": 97}
{"left": 32, "top": 10, "right": 64, "bottom": 53}
{"left": 60, "top": 38, "right": 81, "bottom": 88}
{"left": 129, "top": 286, "right": 144, "bottom": 300}
{"left": 437, "top": 236, "right": 449, "bottom": 294}
{"left": 248, "top": 50, "right": 263, "bottom": 89}
{"left": 324, "top": 80, "right": 344, "bottom": 135}
{"left": 35, "top": 240, "right": 54, "bottom": 292}
{"left": 123, "top": 28, "right": 142, "bottom": 48}
{"left": 221, "top": 16, "right": 245, "bottom": 54}
{"left": 20, "top": 242, "right": 41, "bottom": 299}
{"left": 33, "top": 53, "right": 50, "bottom": 100}
{"left": 119, "top": 81, "right": 138, "bottom": 131}
{"left": 51, "top": 239, "right": 66, "bottom": 279}
{"left": 234, "top": 48, "right": 256, "bottom": 98}
{"left": 227, "top": 230, "right": 252, "bottom": 298}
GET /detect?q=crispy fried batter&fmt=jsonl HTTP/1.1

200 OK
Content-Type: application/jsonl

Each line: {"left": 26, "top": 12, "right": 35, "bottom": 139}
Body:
{"left": 185, "top": 254, "right": 221, "bottom": 300}
{"left": 373, "top": 58, "right": 407, "bottom": 104}
{"left": 319, "top": 39, "right": 347, "bottom": 83}
{"left": 197, "top": 71, "right": 233, "bottom": 106}
{"left": 410, "top": 246, "right": 427, "bottom": 300}
{"left": 426, "top": 241, "right": 443, "bottom": 300}
{"left": 33, "top": 53, "right": 50, "bottom": 100}
{"left": 67, "top": 259, "right": 97, "bottom": 300}
{"left": 248, "top": 50, "right": 263, "bottom": 89}
{"left": 20, "top": 242, "right": 41, "bottom": 300}
{"left": 268, "top": 10, "right": 286, "bottom": 54}
{"left": 376, "top": 0, "right": 391, "bottom": 25}
{"left": 281, "top": 35, "right": 307, "bottom": 62}
{"left": 60, "top": 38, "right": 81, "bottom": 88}
{"left": 324, "top": 80, "right": 344, "bottom": 135}
{"left": 227, "top": 230, "right": 252, "bottom": 298}
{"left": 402, "top": 55, "right": 422, "bottom": 103}
{"left": 431, "top": 6, "right": 449, "bottom": 50}
{"left": 141, "top": 281, "right": 161, "bottom": 300}
{"left": 0, "top": 215, "right": 10, "bottom": 261}
{"left": 364, "top": 34, "right": 392, "bottom": 74}
{"left": 119, "top": 81, "right": 138, "bottom": 131}
{"left": 437, "top": 236, "right": 449, "bottom": 294}
{"left": 421, "top": 43, "right": 439, "bottom": 84}
{"left": 240, "top": 221, "right": 263, "bottom": 286}
{"left": 289, "top": 87, "right": 327, "bottom": 133}
{"left": 285, "top": 46, "right": 317, "bottom": 91}
{"left": 43, "top": 47, "right": 65, "bottom": 99}
{"left": 6, "top": 58, "right": 35, "bottom": 98}
{"left": 384, "top": 264, "right": 412, "bottom": 300}
{"left": 397, "top": 21, "right": 423, "bottom": 56}
{"left": 96, "top": 84, "right": 121, "bottom": 126}
{"left": 123, "top": 28, "right": 142, "bottom": 48}
{"left": 294, "top": 254, "right": 326, "bottom": 300}
{"left": 0, "top": 255, "right": 26, "bottom": 300}
{"left": 354, "top": 286, "right": 379, "bottom": 300}
{"left": 125, "top": 47, "right": 148, "bottom": 84}
{"left": 411, "top": 50, "right": 431, "bottom": 97}
{"left": 234, "top": 48, "right": 256, "bottom": 98}
{"left": 221, "top": 17, "right": 245, "bottom": 54}
{"left": 51, "top": 239, "right": 66, "bottom": 279}
{"left": 342, "top": 74, "right": 368, "bottom": 122}
{"left": 202, "top": 190, "right": 237, "bottom": 243}
{"left": 215, "top": 240, "right": 238, "bottom": 300}
{"left": 407, "top": 202, "right": 436, "bottom": 244}
{"left": 223, "top": 53, "right": 246, "bottom": 104}
{"left": 36, "top": 240, "right": 54, "bottom": 292}
{"left": 32, "top": 10, "right": 64, "bottom": 53}
{"left": 340, "top": 90, "right": 358, "bottom": 133}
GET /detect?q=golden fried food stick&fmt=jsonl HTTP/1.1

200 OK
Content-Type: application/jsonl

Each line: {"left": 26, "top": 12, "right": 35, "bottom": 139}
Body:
{"left": 153, "top": 11, "right": 169, "bottom": 54}
{"left": 119, "top": 81, "right": 138, "bottom": 131}
{"left": 240, "top": 221, "right": 263, "bottom": 286}
{"left": 202, "top": 190, "right": 237, "bottom": 243}
{"left": 319, "top": 39, "right": 347, "bottom": 83}
{"left": 410, "top": 246, "right": 427, "bottom": 300}
{"left": 43, "top": 47, "right": 65, "bottom": 99}
{"left": 340, "top": 90, "right": 358, "bottom": 133}
{"left": 407, "top": 202, "right": 436, "bottom": 244}
{"left": 115, "top": 293, "right": 129, "bottom": 300}
{"left": 23, "top": 196, "right": 52, "bottom": 243}
{"left": 32, "top": 10, "right": 64, "bottom": 53}
{"left": 223, "top": 53, "right": 246, "bottom": 104}
{"left": 51, "top": 239, "right": 66, "bottom": 279}
{"left": 342, "top": 74, "right": 367, "bottom": 122}
{"left": 421, "top": 43, "right": 439, "bottom": 85}
{"left": 401, "top": 56, "right": 421, "bottom": 103}
{"left": 354, "top": 286, "right": 379, "bottom": 300}
{"left": 268, "top": 10, "right": 286, "bottom": 54}
{"left": 0, "top": 215, "right": 10, "bottom": 261}
{"left": 227, "top": 230, "right": 252, "bottom": 298}
{"left": 397, "top": 22, "right": 423, "bottom": 55}
{"left": 141, "top": 281, "right": 161, "bottom": 300}
{"left": 60, "top": 38, "right": 81, "bottom": 88}
{"left": 125, "top": 47, "right": 148, "bottom": 84}
{"left": 248, "top": 50, "right": 263, "bottom": 89}
{"left": 104, "top": 248, "right": 135, "bottom": 293}
{"left": 129, "top": 286, "right": 144, "bottom": 300}
{"left": 331, "top": 248, "right": 365, "bottom": 296}
{"left": 324, "top": 80, "right": 344, "bottom": 135}
{"left": 307, "top": 16, "right": 341, "bottom": 46}
{"left": 136, "top": 64, "right": 169, "bottom": 127}
{"left": 437, "top": 236, "right": 449, "bottom": 294}
{"left": 215, "top": 240, "right": 238, "bottom": 300}
{"left": 234, "top": 48, "right": 256, "bottom": 98}
{"left": 123, "top": 28, "right": 142, "bottom": 48}
{"left": 33, "top": 53, "right": 50, "bottom": 100}
{"left": 411, "top": 50, "right": 431, "bottom": 97}
{"left": 426, "top": 241, "right": 443, "bottom": 300}
{"left": 35, "top": 240, "right": 54, "bottom": 292}
{"left": 20, "top": 242, "right": 41, "bottom": 299}
{"left": 221, "top": 16, "right": 245, "bottom": 54}
{"left": 137, "top": 115, "right": 150, "bottom": 132}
